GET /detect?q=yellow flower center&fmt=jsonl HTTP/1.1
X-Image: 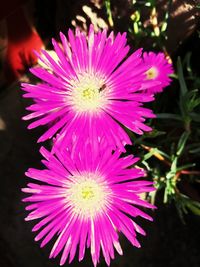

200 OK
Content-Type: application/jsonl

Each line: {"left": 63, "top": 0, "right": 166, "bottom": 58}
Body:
{"left": 146, "top": 67, "right": 158, "bottom": 79}
{"left": 81, "top": 185, "right": 95, "bottom": 199}
{"left": 70, "top": 73, "right": 108, "bottom": 113}
{"left": 67, "top": 174, "right": 109, "bottom": 217}
{"left": 82, "top": 88, "right": 96, "bottom": 100}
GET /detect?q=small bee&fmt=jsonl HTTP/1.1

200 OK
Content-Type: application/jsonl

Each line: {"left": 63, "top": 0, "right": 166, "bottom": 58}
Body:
{"left": 99, "top": 84, "right": 106, "bottom": 92}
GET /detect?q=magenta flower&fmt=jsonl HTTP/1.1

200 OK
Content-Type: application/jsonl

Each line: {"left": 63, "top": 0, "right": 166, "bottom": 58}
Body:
{"left": 22, "top": 142, "right": 155, "bottom": 266}
{"left": 143, "top": 51, "right": 173, "bottom": 93}
{"left": 22, "top": 26, "right": 156, "bottom": 151}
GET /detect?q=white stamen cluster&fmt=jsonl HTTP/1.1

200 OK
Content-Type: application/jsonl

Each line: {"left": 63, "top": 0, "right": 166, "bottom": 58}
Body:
{"left": 70, "top": 73, "right": 108, "bottom": 112}
{"left": 67, "top": 173, "right": 109, "bottom": 218}
{"left": 146, "top": 67, "right": 158, "bottom": 80}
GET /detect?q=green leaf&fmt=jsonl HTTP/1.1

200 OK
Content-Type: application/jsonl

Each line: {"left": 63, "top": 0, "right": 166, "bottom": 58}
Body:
{"left": 186, "top": 89, "right": 200, "bottom": 112}
{"left": 133, "top": 22, "right": 139, "bottom": 34}
{"left": 130, "top": 10, "right": 140, "bottom": 22}
{"left": 156, "top": 113, "right": 182, "bottom": 121}
{"left": 161, "top": 21, "right": 167, "bottom": 32}
{"left": 143, "top": 150, "right": 155, "bottom": 161}
{"left": 189, "top": 146, "right": 200, "bottom": 154}
{"left": 143, "top": 129, "right": 166, "bottom": 138}
{"left": 170, "top": 73, "right": 178, "bottom": 79}
{"left": 141, "top": 160, "right": 151, "bottom": 171}
{"left": 189, "top": 112, "right": 200, "bottom": 122}
{"left": 176, "top": 131, "right": 189, "bottom": 156}
{"left": 176, "top": 163, "right": 195, "bottom": 172}
{"left": 178, "top": 89, "right": 200, "bottom": 126}
{"left": 184, "top": 52, "right": 192, "bottom": 75}
{"left": 155, "top": 148, "right": 171, "bottom": 160}
{"left": 164, "top": 178, "right": 176, "bottom": 203}
{"left": 141, "top": 147, "right": 171, "bottom": 161}
{"left": 171, "top": 157, "right": 178, "bottom": 173}
{"left": 104, "top": 0, "right": 114, "bottom": 27}
{"left": 186, "top": 201, "right": 200, "bottom": 215}
{"left": 175, "top": 194, "right": 200, "bottom": 218}
{"left": 177, "top": 57, "right": 188, "bottom": 96}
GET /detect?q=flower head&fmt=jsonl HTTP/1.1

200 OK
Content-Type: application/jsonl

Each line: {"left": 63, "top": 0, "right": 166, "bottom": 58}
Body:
{"left": 143, "top": 52, "right": 173, "bottom": 93}
{"left": 22, "top": 26, "right": 156, "bottom": 151}
{"left": 22, "top": 142, "right": 155, "bottom": 266}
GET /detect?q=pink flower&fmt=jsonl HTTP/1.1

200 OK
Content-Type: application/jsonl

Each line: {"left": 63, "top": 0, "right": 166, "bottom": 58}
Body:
{"left": 22, "top": 26, "right": 156, "bottom": 151}
{"left": 22, "top": 142, "right": 155, "bottom": 266}
{"left": 143, "top": 52, "right": 173, "bottom": 93}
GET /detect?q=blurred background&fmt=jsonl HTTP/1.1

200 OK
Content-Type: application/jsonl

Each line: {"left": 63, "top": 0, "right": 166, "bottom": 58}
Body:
{"left": 0, "top": 0, "right": 200, "bottom": 266}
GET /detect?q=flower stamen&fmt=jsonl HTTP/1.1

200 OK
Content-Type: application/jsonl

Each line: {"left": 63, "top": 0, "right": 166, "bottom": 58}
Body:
{"left": 82, "top": 88, "right": 96, "bottom": 100}
{"left": 146, "top": 67, "right": 158, "bottom": 79}
{"left": 70, "top": 73, "right": 108, "bottom": 113}
{"left": 81, "top": 185, "right": 95, "bottom": 199}
{"left": 68, "top": 175, "right": 109, "bottom": 218}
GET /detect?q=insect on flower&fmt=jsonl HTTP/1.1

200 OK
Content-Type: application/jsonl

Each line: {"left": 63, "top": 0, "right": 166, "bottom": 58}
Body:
{"left": 22, "top": 25, "right": 157, "bottom": 151}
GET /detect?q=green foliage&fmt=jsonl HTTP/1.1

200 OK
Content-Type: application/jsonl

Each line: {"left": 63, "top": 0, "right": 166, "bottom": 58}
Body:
{"left": 104, "top": 0, "right": 114, "bottom": 27}
{"left": 128, "top": 0, "right": 172, "bottom": 49}
{"left": 104, "top": 0, "right": 200, "bottom": 220}
{"left": 175, "top": 194, "right": 200, "bottom": 222}
{"left": 141, "top": 55, "right": 200, "bottom": 218}
{"left": 124, "top": 48, "right": 200, "bottom": 220}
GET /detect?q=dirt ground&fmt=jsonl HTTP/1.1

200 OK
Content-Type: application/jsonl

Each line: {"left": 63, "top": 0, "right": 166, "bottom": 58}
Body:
{"left": 0, "top": 82, "right": 200, "bottom": 267}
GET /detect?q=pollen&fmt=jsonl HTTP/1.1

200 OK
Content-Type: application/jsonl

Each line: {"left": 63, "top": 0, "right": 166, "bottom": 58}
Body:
{"left": 82, "top": 88, "right": 96, "bottom": 100}
{"left": 67, "top": 174, "right": 110, "bottom": 217}
{"left": 69, "top": 72, "right": 108, "bottom": 112}
{"left": 81, "top": 186, "right": 95, "bottom": 199}
{"left": 146, "top": 67, "right": 158, "bottom": 80}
